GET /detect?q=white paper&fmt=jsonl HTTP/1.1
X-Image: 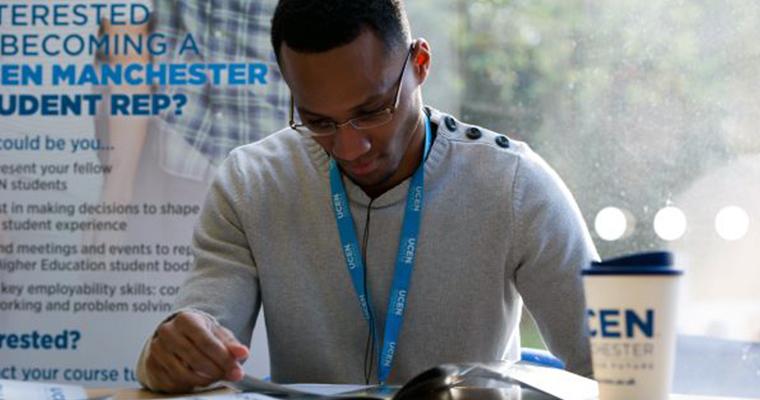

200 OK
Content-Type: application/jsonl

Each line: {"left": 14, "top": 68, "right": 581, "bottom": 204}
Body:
{"left": 0, "top": 379, "right": 87, "bottom": 400}
{"left": 139, "top": 385, "right": 373, "bottom": 400}
{"left": 670, "top": 396, "right": 760, "bottom": 400}
{"left": 288, "top": 383, "right": 375, "bottom": 396}
{"left": 139, "top": 394, "right": 278, "bottom": 400}
{"left": 504, "top": 364, "right": 599, "bottom": 400}
{"left": 224, "top": 375, "right": 374, "bottom": 398}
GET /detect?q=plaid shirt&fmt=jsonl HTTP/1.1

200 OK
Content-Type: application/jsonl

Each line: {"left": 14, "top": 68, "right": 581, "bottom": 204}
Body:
{"left": 153, "top": 0, "right": 289, "bottom": 180}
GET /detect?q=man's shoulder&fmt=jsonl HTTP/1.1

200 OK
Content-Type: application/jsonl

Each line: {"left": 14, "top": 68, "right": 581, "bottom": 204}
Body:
{"left": 213, "top": 127, "right": 319, "bottom": 188}
{"left": 427, "top": 106, "right": 538, "bottom": 167}
{"left": 228, "top": 127, "right": 304, "bottom": 160}
{"left": 222, "top": 127, "right": 319, "bottom": 174}
{"left": 427, "top": 107, "right": 568, "bottom": 199}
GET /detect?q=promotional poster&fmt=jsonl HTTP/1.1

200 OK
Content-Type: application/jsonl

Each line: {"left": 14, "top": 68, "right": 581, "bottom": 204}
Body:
{"left": 0, "top": 0, "right": 281, "bottom": 388}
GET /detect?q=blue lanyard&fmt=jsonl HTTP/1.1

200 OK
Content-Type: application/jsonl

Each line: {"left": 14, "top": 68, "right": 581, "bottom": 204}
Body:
{"left": 329, "top": 115, "right": 432, "bottom": 384}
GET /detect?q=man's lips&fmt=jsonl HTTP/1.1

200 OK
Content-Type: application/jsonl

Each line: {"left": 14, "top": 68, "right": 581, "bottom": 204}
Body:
{"left": 343, "top": 157, "right": 378, "bottom": 177}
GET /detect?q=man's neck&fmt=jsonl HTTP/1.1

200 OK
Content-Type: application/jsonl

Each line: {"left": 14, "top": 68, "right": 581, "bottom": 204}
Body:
{"left": 362, "top": 115, "right": 426, "bottom": 199}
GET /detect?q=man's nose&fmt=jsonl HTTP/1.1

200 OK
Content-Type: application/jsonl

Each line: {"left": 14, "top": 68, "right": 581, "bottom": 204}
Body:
{"left": 331, "top": 125, "right": 371, "bottom": 162}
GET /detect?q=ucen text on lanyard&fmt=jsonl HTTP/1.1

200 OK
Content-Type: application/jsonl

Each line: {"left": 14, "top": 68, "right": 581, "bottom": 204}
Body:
{"left": 328, "top": 113, "right": 432, "bottom": 385}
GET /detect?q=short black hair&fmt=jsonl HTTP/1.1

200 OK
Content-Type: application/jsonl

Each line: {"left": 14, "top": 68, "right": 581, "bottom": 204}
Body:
{"left": 271, "top": 0, "right": 411, "bottom": 64}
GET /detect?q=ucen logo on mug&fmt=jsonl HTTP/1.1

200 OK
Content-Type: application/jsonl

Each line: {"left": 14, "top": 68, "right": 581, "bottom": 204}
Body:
{"left": 587, "top": 308, "right": 655, "bottom": 339}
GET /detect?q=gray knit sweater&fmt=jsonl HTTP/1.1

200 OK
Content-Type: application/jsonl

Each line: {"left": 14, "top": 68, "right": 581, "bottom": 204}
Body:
{"left": 137, "top": 107, "right": 598, "bottom": 388}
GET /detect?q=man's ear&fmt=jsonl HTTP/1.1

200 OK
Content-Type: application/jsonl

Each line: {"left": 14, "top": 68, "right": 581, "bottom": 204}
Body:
{"left": 412, "top": 38, "right": 431, "bottom": 85}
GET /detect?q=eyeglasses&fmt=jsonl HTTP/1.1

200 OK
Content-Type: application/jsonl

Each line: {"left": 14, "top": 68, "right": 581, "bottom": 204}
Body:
{"left": 289, "top": 44, "right": 414, "bottom": 137}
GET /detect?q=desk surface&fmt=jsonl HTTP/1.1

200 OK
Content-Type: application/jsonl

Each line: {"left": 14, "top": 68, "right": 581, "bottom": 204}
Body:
{"left": 86, "top": 388, "right": 757, "bottom": 400}
{"left": 86, "top": 387, "right": 234, "bottom": 399}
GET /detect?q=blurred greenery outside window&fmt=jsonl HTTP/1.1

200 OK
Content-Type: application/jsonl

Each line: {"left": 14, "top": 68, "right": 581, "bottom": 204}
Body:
{"left": 407, "top": 0, "right": 760, "bottom": 350}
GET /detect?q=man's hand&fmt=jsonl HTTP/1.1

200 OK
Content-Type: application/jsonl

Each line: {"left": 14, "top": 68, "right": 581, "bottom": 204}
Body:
{"left": 144, "top": 311, "right": 249, "bottom": 393}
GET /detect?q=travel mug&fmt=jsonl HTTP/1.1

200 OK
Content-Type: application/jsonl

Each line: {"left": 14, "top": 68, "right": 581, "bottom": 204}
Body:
{"left": 582, "top": 251, "right": 682, "bottom": 400}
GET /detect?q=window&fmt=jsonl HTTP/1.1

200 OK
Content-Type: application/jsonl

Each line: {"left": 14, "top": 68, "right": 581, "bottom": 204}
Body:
{"left": 408, "top": 0, "right": 760, "bottom": 383}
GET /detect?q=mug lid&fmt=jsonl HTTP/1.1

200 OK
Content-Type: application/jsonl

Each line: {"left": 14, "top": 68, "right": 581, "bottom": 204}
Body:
{"left": 583, "top": 251, "right": 683, "bottom": 276}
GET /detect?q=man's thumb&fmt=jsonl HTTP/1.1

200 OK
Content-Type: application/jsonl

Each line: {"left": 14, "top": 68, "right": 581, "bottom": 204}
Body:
{"left": 227, "top": 342, "right": 249, "bottom": 360}
{"left": 215, "top": 325, "right": 249, "bottom": 361}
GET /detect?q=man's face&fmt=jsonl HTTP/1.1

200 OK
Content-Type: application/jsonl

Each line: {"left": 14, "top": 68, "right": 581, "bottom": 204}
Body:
{"left": 280, "top": 30, "right": 426, "bottom": 191}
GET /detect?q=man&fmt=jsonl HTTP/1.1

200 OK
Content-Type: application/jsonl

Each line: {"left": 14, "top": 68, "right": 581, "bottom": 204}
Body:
{"left": 137, "top": 0, "right": 598, "bottom": 393}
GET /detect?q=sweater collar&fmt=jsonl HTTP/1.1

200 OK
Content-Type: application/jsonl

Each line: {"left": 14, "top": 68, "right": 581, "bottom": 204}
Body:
{"left": 303, "top": 106, "right": 450, "bottom": 208}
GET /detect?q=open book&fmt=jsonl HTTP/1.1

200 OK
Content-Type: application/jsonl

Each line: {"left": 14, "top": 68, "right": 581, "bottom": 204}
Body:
{"left": 224, "top": 361, "right": 598, "bottom": 400}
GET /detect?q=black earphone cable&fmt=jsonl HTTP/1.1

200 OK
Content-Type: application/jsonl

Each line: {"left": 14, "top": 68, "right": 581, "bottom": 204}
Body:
{"left": 361, "top": 199, "right": 376, "bottom": 385}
